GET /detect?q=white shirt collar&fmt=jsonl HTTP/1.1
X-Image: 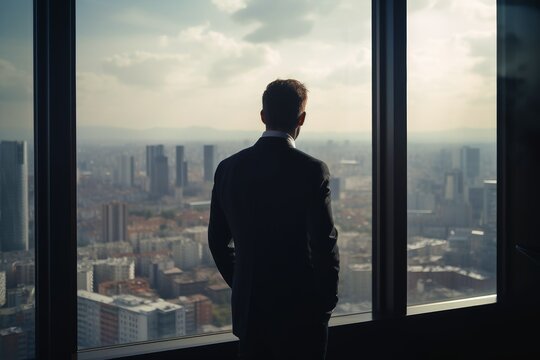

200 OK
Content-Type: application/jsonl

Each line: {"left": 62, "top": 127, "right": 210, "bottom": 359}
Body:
{"left": 261, "top": 130, "right": 296, "bottom": 148}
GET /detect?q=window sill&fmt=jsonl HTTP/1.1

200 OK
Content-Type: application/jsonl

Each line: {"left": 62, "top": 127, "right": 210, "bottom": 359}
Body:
{"left": 406, "top": 294, "right": 497, "bottom": 316}
{"left": 77, "top": 311, "right": 373, "bottom": 360}
{"left": 77, "top": 331, "right": 239, "bottom": 360}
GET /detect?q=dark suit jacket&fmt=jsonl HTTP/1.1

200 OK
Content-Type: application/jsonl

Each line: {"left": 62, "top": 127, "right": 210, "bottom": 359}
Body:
{"left": 208, "top": 136, "right": 340, "bottom": 339}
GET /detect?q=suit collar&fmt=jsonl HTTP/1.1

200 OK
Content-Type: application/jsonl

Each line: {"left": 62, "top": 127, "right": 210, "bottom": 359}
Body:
{"left": 254, "top": 136, "right": 296, "bottom": 149}
{"left": 260, "top": 130, "right": 296, "bottom": 148}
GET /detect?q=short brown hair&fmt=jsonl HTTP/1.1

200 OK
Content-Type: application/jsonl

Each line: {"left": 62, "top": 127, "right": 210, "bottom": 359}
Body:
{"left": 262, "top": 79, "right": 308, "bottom": 131}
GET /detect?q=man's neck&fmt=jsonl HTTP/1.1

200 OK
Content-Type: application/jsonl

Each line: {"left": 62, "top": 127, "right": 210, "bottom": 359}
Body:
{"left": 265, "top": 128, "right": 296, "bottom": 139}
{"left": 261, "top": 129, "right": 296, "bottom": 148}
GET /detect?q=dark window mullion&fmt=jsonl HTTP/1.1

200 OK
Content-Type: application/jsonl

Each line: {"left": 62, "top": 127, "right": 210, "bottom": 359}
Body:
{"left": 495, "top": 0, "right": 508, "bottom": 306}
{"left": 372, "top": 0, "right": 407, "bottom": 320}
{"left": 34, "top": 0, "right": 77, "bottom": 359}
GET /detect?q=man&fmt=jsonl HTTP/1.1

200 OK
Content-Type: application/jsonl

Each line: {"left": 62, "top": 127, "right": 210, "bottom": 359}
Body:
{"left": 208, "top": 79, "right": 339, "bottom": 360}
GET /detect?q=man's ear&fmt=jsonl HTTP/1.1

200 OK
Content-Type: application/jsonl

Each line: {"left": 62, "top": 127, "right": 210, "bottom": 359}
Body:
{"left": 260, "top": 110, "right": 266, "bottom": 125}
{"left": 297, "top": 111, "right": 306, "bottom": 127}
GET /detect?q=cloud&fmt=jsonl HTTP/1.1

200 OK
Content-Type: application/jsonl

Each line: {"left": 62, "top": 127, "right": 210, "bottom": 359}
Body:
{"left": 101, "top": 24, "right": 279, "bottom": 89}
{"left": 113, "top": 7, "right": 177, "bottom": 33}
{"left": 232, "top": 0, "right": 339, "bottom": 43}
{"left": 212, "top": 0, "right": 247, "bottom": 14}
{"left": 0, "top": 58, "right": 32, "bottom": 102}
{"left": 303, "top": 50, "right": 371, "bottom": 87}
{"left": 176, "top": 23, "right": 280, "bottom": 82}
{"left": 103, "top": 52, "right": 190, "bottom": 87}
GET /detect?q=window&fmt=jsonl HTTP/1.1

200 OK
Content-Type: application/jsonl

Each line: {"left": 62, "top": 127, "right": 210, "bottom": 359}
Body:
{"left": 28, "top": 0, "right": 508, "bottom": 358}
{"left": 407, "top": 0, "right": 497, "bottom": 307}
{"left": 76, "top": 0, "right": 372, "bottom": 350}
{"left": 0, "top": 1, "right": 35, "bottom": 359}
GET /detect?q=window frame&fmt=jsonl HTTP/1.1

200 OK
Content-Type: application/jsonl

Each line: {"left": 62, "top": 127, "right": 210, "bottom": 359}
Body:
{"left": 33, "top": 0, "right": 506, "bottom": 359}
{"left": 34, "top": 0, "right": 77, "bottom": 359}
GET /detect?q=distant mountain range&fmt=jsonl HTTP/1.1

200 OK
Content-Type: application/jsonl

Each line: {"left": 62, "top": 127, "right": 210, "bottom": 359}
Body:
{"left": 2, "top": 126, "right": 496, "bottom": 144}
{"left": 76, "top": 126, "right": 496, "bottom": 144}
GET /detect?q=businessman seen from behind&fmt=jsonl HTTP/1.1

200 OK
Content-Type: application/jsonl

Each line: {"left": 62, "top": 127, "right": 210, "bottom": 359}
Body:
{"left": 208, "top": 79, "right": 340, "bottom": 360}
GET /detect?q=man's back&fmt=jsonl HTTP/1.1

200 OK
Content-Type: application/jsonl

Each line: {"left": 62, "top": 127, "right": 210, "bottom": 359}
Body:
{"left": 209, "top": 136, "right": 339, "bottom": 339}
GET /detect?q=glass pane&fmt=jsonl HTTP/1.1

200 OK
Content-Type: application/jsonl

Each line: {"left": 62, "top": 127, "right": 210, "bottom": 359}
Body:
{"left": 77, "top": 0, "right": 371, "bottom": 349}
{"left": 0, "top": 1, "right": 35, "bottom": 359}
{"left": 407, "top": 0, "right": 497, "bottom": 306}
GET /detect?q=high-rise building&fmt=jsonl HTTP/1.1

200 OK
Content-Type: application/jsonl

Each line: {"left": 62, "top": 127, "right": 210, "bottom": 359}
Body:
{"left": 0, "top": 271, "right": 5, "bottom": 307}
{"left": 443, "top": 170, "right": 464, "bottom": 201}
{"left": 146, "top": 145, "right": 169, "bottom": 196}
{"left": 130, "top": 156, "right": 135, "bottom": 187}
{"left": 77, "top": 263, "right": 94, "bottom": 292}
{"left": 172, "top": 295, "right": 212, "bottom": 334}
{"left": 438, "top": 148, "right": 454, "bottom": 174}
{"left": 0, "top": 141, "right": 29, "bottom": 252}
{"left": 468, "top": 186, "right": 484, "bottom": 225}
{"left": 146, "top": 145, "right": 164, "bottom": 177}
{"left": 148, "top": 257, "right": 175, "bottom": 288}
{"left": 172, "top": 238, "right": 200, "bottom": 270}
{"left": 483, "top": 180, "right": 497, "bottom": 230}
{"left": 91, "top": 257, "right": 135, "bottom": 291}
{"left": 114, "top": 155, "right": 135, "bottom": 187}
{"left": 101, "top": 202, "right": 128, "bottom": 243}
{"left": 77, "top": 290, "right": 185, "bottom": 347}
{"left": 77, "top": 291, "right": 111, "bottom": 348}
{"left": 176, "top": 146, "right": 186, "bottom": 187}
{"left": 203, "top": 145, "right": 215, "bottom": 182}
{"left": 182, "top": 161, "right": 188, "bottom": 186}
{"left": 460, "top": 146, "right": 480, "bottom": 185}
{"left": 150, "top": 155, "right": 169, "bottom": 197}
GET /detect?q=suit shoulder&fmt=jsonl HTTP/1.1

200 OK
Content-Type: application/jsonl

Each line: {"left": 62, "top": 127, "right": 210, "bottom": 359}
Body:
{"left": 290, "top": 148, "right": 330, "bottom": 174}
{"left": 217, "top": 146, "right": 254, "bottom": 170}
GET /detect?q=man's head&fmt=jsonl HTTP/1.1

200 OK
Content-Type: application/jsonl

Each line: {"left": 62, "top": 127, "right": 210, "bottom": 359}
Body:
{"left": 261, "top": 79, "right": 308, "bottom": 137}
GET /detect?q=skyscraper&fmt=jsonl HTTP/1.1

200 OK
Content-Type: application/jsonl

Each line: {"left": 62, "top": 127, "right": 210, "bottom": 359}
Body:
{"left": 130, "top": 156, "right": 135, "bottom": 187}
{"left": 115, "top": 154, "right": 134, "bottom": 187}
{"left": 0, "top": 141, "right": 29, "bottom": 252}
{"left": 176, "top": 146, "right": 185, "bottom": 187}
{"left": 101, "top": 202, "right": 128, "bottom": 243}
{"left": 151, "top": 155, "right": 169, "bottom": 197}
{"left": 460, "top": 146, "right": 480, "bottom": 185}
{"left": 203, "top": 145, "right": 215, "bottom": 182}
{"left": 483, "top": 180, "right": 497, "bottom": 230}
{"left": 146, "top": 145, "right": 169, "bottom": 197}
{"left": 146, "top": 145, "right": 164, "bottom": 177}
{"left": 182, "top": 161, "right": 189, "bottom": 187}
{"left": 443, "top": 170, "right": 464, "bottom": 201}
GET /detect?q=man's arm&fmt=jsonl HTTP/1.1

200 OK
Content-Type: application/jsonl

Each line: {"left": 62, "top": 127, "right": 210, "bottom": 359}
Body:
{"left": 308, "top": 162, "right": 340, "bottom": 314}
{"left": 208, "top": 164, "right": 234, "bottom": 287}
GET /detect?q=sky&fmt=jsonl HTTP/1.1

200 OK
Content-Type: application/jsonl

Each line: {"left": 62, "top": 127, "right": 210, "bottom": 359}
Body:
{"left": 0, "top": 0, "right": 496, "bottom": 136}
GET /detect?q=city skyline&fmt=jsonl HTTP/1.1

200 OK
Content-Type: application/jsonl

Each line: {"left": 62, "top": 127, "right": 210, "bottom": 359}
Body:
{"left": 71, "top": 137, "right": 496, "bottom": 347}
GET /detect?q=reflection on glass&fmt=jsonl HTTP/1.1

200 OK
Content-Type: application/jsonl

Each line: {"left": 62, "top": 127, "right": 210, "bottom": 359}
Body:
{"left": 76, "top": 0, "right": 371, "bottom": 348}
{"left": 407, "top": 0, "right": 497, "bottom": 306}
{"left": 0, "top": 1, "right": 35, "bottom": 359}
